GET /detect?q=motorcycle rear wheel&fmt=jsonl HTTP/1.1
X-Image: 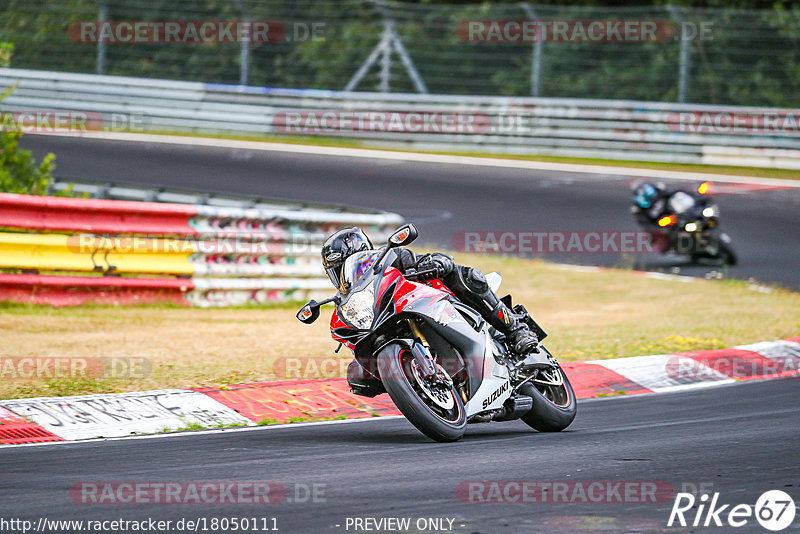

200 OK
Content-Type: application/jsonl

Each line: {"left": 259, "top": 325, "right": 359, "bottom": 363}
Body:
{"left": 518, "top": 366, "right": 577, "bottom": 432}
{"left": 377, "top": 343, "right": 466, "bottom": 442}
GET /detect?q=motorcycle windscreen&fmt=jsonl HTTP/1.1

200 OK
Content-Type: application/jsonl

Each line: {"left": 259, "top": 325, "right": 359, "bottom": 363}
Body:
{"left": 339, "top": 250, "right": 381, "bottom": 295}
{"left": 668, "top": 191, "right": 696, "bottom": 214}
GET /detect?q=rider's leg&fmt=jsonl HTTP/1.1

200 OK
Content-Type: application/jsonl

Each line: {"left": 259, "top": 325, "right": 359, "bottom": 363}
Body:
{"left": 443, "top": 266, "right": 538, "bottom": 357}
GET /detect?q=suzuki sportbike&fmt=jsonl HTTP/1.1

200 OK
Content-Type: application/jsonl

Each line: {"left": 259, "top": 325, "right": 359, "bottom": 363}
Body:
{"left": 296, "top": 224, "right": 577, "bottom": 442}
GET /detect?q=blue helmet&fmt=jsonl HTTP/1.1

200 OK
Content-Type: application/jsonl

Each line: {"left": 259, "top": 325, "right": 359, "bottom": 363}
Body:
{"left": 633, "top": 183, "right": 658, "bottom": 209}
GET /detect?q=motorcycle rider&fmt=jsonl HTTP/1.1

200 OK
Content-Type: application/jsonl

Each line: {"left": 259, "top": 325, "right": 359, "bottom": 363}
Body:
{"left": 321, "top": 227, "right": 539, "bottom": 395}
{"left": 631, "top": 182, "right": 671, "bottom": 228}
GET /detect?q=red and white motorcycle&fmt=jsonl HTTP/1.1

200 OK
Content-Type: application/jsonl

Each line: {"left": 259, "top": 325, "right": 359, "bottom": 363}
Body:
{"left": 297, "top": 224, "right": 577, "bottom": 442}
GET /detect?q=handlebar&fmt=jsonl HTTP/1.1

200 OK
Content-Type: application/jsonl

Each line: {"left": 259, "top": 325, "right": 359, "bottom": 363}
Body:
{"left": 404, "top": 267, "right": 439, "bottom": 281}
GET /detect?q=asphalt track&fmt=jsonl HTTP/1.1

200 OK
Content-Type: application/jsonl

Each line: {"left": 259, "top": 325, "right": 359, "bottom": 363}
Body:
{"left": 20, "top": 134, "right": 800, "bottom": 289}
{"left": 1, "top": 378, "right": 798, "bottom": 533}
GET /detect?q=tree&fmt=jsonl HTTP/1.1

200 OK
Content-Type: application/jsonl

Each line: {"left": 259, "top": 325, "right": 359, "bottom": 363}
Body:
{"left": 0, "top": 43, "right": 12, "bottom": 67}
{"left": 0, "top": 85, "right": 57, "bottom": 195}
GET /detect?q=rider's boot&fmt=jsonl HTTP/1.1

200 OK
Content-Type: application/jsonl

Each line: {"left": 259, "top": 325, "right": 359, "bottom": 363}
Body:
{"left": 486, "top": 301, "right": 539, "bottom": 360}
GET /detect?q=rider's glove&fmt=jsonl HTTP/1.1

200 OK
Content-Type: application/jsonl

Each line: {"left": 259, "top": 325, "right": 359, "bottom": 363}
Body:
{"left": 415, "top": 253, "right": 455, "bottom": 281}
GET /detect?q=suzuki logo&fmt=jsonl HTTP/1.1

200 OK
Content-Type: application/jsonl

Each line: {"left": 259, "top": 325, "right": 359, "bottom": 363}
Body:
{"left": 482, "top": 381, "right": 510, "bottom": 409}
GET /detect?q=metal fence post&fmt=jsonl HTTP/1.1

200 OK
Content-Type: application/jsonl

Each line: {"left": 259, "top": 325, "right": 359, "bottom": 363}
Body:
{"left": 345, "top": 0, "right": 427, "bottom": 93}
{"left": 668, "top": 6, "right": 691, "bottom": 103}
{"left": 233, "top": 0, "right": 250, "bottom": 85}
{"left": 380, "top": 21, "right": 391, "bottom": 92}
{"left": 521, "top": 3, "right": 543, "bottom": 97}
{"left": 97, "top": 0, "right": 108, "bottom": 75}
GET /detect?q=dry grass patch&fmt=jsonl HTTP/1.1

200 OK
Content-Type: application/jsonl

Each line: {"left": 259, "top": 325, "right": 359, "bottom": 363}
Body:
{"left": 1, "top": 254, "right": 798, "bottom": 399}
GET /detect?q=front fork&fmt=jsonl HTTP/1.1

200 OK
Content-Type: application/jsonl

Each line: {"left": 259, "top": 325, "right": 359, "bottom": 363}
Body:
{"left": 408, "top": 319, "right": 447, "bottom": 380}
{"left": 407, "top": 318, "right": 458, "bottom": 392}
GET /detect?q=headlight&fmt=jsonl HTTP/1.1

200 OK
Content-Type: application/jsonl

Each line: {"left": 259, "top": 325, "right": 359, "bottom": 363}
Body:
{"left": 702, "top": 206, "right": 718, "bottom": 218}
{"left": 685, "top": 222, "right": 698, "bottom": 232}
{"left": 341, "top": 285, "right": 375, "bottom": 329}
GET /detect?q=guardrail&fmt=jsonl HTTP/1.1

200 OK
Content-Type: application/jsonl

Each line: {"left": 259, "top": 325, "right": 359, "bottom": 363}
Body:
{"left": 0, "top": 188, "right": 403, "bottom": 307}
{"left": 2, "top": 68, "right": 800, "bottom": 169}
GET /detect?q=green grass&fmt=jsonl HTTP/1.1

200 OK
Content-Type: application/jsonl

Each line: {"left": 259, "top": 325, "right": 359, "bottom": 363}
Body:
{"left": 257, "top": 418, "right": 282, "bottom": 426}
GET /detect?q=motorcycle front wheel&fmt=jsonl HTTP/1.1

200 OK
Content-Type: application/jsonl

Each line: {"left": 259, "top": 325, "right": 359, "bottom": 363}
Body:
{"left": 718, "top": 237, "right": 738, "bottom": 266}
{"left": 518, "top": 365, "right": 577, "bottom": 432}
{"left": 377, "top": 343, "right": 466, "bottom": 442}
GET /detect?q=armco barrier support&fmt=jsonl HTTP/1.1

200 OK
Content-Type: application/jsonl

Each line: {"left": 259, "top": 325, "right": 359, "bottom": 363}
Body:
{"left": 187, "top": 277, "right": 333, "bottom": 307}
{"left": 0, "top": 233, "right": 98, "bottom": 273}
{"left": 0, "top": 274, "right": 193, "bottom": 306}
{"left": 0, "top": 190, "right": 403, "bottom": 306}
{"left": 0, "top": 193, "right": 197, "bottom": 235}
{"left": 2, "top": 68, "right": 800, "bottom": 168}
{"left": 0, "top": 233, "right": 195, "bottom": 276}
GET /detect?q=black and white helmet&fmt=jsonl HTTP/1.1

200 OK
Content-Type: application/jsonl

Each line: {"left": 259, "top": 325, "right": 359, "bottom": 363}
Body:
{"left": 321, "top": 227, "right": 373, "bottom": 290}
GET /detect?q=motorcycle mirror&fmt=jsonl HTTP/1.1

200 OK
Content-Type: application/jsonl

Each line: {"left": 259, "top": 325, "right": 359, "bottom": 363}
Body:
{"left": 296, "top": 300, "right": 321, "bottom": 324}
{"left": 388, "top": 223, "right": 418, "bottom": 248}
{"left": 373, "top": 223, "right": 419, "bottom": 274}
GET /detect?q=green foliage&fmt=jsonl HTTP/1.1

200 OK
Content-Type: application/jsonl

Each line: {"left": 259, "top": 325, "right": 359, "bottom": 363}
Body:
{"left": 0, "top": 85, "right": 57, "bottom": 195}
{"left": 0, "top": 42, "right": 13, "bottom": 67}
{"left": 257, "top": 418, "right": 282, "bottom": 425}
{"left": 0, "top": 1, "right": 799, "bottom": 105}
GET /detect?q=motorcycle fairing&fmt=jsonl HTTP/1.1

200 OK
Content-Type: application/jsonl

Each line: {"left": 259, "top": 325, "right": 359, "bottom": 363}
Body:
{"left": 388, "top": 278, "right": 517, "bottom": 414}
{"left": 462, "top": 331, "right": 512, "bottom": 416}
{"left": 330, "top": 309, "right": 358, "bottom": 351}
{"left": 330, "top": 248, "right": 516, "bottom": 415}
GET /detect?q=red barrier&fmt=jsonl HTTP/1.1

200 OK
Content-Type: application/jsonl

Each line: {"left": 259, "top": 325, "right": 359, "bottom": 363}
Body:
{"left": 0, "top": 273, "right": 193, "bottom": 306}
{"left": 0, "top": 193, "right": 198, "bottom": 235}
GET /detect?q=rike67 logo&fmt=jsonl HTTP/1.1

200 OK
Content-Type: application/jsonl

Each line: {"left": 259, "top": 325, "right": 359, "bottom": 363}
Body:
{"left": 668, "top": 490, "right": 796, "bottom": 531}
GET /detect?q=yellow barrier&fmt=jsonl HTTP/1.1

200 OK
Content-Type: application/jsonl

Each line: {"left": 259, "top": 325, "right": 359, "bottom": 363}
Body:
{"left": 0, "top": 233, "right": 96, "bottom": 272}
{"left": 0, "top": 233, "right": 195, "bottom": 275}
